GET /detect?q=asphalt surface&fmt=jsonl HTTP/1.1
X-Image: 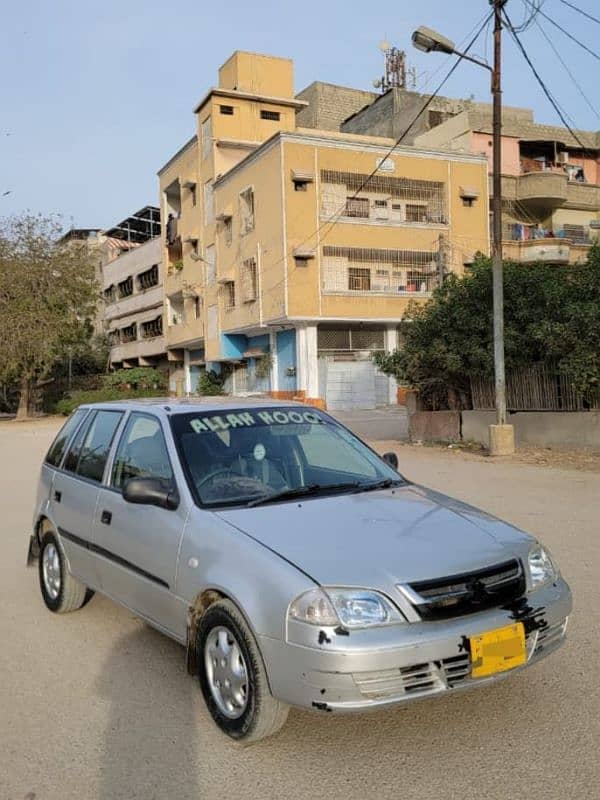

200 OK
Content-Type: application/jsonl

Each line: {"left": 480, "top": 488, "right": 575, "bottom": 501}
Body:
{"left": 1, "top": 418, "right": 598, "bottom": 800}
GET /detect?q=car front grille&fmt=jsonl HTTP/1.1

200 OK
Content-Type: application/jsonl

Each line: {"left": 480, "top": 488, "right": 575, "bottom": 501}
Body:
{"left": 352, "top": 652, "right": 471, "bottom": 699}
{"left": 404, "top": 559, "right": 526, "bottom": 621}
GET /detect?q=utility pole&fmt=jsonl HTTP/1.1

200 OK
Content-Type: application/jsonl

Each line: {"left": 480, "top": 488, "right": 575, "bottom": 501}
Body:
{"left": 437, "top": 234, "right": 446, "bottom": 287}
{"left": 489, "top": 0, "right": 515, "bottom": 454}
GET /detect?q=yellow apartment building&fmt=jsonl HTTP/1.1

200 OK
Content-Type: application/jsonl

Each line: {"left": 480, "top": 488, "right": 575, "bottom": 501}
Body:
{"left": 158, "top": 51, "right": 489, "bottom": 409}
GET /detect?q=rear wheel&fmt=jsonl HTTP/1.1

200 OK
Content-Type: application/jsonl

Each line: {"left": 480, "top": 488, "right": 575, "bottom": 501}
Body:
{"left": 38, "top": 530, "right": 93, "bottom": 613}
{"left": 196, "top": 599, "right": 289, "bottom": 744}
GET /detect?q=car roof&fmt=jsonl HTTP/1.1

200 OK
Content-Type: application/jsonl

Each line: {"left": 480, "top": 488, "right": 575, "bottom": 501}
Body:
{"left": 77, "top": 397, "right": 310, "bottom": 415}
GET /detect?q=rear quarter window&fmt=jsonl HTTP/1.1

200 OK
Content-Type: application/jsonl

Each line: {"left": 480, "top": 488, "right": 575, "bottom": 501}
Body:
{"left": 45, "top": 409, "right": 88, "bottom": 467}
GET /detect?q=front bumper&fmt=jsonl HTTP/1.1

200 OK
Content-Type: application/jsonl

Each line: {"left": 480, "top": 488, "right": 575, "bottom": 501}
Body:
{"left": 259, "top": 577, "right": 572, "bottom": 712}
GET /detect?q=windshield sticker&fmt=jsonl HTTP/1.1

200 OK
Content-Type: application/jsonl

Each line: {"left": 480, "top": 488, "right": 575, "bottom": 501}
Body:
{"left": 189, "top": 409, "right": 323, "bottom": 434}
{"left": 253, "top": 443, "right": 266, "bottom": 461}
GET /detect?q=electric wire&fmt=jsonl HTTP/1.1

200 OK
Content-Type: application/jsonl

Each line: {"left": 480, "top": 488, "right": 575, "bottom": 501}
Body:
{"left": 522, "top": 0, "right": 600, "bottom": 60}
{"left": 503, "top": 8, "right": 590, "bottom": 153}
{"left": 557, "top": 0, "right": 600, "bottom": 26}
{"left": 526, "top": 7, "right": 600, "bottom": 122}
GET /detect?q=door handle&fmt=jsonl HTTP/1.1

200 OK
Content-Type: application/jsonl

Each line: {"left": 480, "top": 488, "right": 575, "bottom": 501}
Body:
{"left": 54, "top": 490, "right": 62, "bottom": 503}
{"left": 100, "top": 510, "right": 112, "bottom": 525}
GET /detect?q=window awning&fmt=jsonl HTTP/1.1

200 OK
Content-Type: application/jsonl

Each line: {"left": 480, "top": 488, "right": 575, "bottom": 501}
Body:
{"left": 291, "top": 169, "right": 315, "bottom": 183}
{"left": 293, "top": 247, "right": 316, "bottom": 259}
{"left": 459, "top": 186, "right": 480, "bottom": 200}
{"left": 243, "top": 347, "right": 267, "bottom": 358}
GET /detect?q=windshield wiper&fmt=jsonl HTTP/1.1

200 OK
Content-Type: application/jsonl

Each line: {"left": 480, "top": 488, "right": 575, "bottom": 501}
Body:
{"left": 352, "top": 478, "right": 405, "bottom": 493}
{"left": 247, "top": 482, "right": 361, "bottom": 508}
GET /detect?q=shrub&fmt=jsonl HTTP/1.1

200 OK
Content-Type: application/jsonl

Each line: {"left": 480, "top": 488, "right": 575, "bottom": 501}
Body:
{"left": 197, "top": 370, "right": 226, "bottom": 396}
{"left": 54, "top": 387, "right": 159, "bottom": 415}
{"left": 103, "top": 367, "right": 166, "bottom": 391}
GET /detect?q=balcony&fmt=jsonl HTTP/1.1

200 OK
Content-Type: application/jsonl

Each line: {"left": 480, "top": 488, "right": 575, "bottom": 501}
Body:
{"left": 110, "top": 335, "right": 166, "bottom": 363}
{"left": 516, "top": 172, "right": 568, "bottom": 207}
{"left": 166, "top": 317, "right": 204, "bottom": 348}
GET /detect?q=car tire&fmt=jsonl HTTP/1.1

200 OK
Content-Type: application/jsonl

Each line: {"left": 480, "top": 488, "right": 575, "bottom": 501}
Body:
{"left": 38, "top": 530, "right": 93, "bottom": 613}
{"left": 196, "top": 599, "right": 289, "bottom": 744}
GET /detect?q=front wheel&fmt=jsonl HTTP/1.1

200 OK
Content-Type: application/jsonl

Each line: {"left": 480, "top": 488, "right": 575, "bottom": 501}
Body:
{"left": 38, "top": 530, "right": 93, "bottom": 613}
{"left": 196, "top": 599, "right": 289, "bottom": 743}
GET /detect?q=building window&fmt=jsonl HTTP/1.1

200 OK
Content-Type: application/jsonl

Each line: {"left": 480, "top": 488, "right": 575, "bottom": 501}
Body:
{"left": 224, "top": 216, "right": 233, "bottom": 246}
{"left": 220, "top": 105, "right": 234, "bottom": 115}
{"left": 428, "top": 110, "right": 451, "bottom": 128}
{"left": 348, "top": 267, "right": 371, "bottom": 291}
{"left": 194, "top": 296, "right": 202, "bottom": 319}
{"left": 204, "top": 181, "right": 214, "bottom": 224}
{"left": 141, "top": 316, "right": 163, "bottom": 339}
{"left": 103, "top": 285, "right": 116, "bottom": 304}
{"left": 405, "top": 204, "right": 427, "bottom": 223}
{"left": 190, "top": 185, "right": 197, "bottom": 206}
{"left": 260, "top": 109, "right": 280, "bottom": 121}
{"left": 136, "top": 264, "right": 159, "bottom": 291}
{"left": 241, "top": 258, "right": 258, "bottom": 303}
{"left": 223, "top": 281, "right": 236, "bottom": 309}
{"left": 205, "top": 244, "right": 216, "bottom": 284}
{"left": 120, "top": 323, "right": 137, "bottom": 342}
{"left": 117, "top": 276, "right": 133, "bottom": 298}
{"left": 201, "top": 116, "right": 212, "bottom": 159}
{"left": 239, "top": 187, "right": 255, "bottom": 234}
{"left": 462, "top": 197, "right": 475, "bottom": 208}
{"left": 294, "top": 181, "right": 308, "bottom": 192}
{"left": 345, "top": 197, "right": 369, "bottom": 218}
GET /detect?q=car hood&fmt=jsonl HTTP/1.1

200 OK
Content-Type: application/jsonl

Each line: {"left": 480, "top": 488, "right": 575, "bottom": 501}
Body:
{"left": 216, "top": 484, "right": 534, "bottom": 590}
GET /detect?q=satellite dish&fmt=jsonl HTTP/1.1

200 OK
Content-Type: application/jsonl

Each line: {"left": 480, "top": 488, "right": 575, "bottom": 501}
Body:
{"left": 379, "top": 39, "right": 391, "bottom": 52}
{"left": 373, "top": 79, "right": 382, "bottom": 88}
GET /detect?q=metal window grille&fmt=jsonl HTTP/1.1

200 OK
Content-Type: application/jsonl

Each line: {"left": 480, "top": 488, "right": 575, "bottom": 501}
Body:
{"left": 239, "top": 188, "right": 255, "bottom": 234}
{"left": 320, "top": 170, "right": 447, "bottom": 224}
{"left": 117, "top": 276, "right": 133, "bottom": 298}
{"left": 317, "top": 327, "right": 385, "bottom": 352}
{"left": 104, "top": 285, "right": 115, "bottom": 304}
{"left": 108, "top": 329, "right": 119, "bottom": 345}
{"left": 322, "top": 246, "right": 438, "bottom": 295}
{"left": 141, "top": 316, "right": 163, "bottom": 339}
{"left": 120, "top": 323, "right": 136, "bottom": 343}
{"left": 223, "top": 281, "right": 236, "bottom": 309}
{"left": 137, "top": 264, "right": 159, "bottom": 291}
{"left": 204, "top": 181, "right": 214, "bottom": 225}
{"left": 205, "top": 244, "right": 216, "bottom": 284}
{"left": 260, "top": 109, "right": 280, "bottom": 121}
{"left": 241, "top": 258, "right": 257, "bottom": 303}
{"left": 224, "top": 217, "right": 233, "bottom": 246}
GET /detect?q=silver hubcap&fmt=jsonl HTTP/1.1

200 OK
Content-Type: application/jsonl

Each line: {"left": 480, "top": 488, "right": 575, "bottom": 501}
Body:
{"left": 42, "top": 543, "right": 61, "bottom": 600}
{"left": 204, "top": 626, "right": 249, "bottom": 719}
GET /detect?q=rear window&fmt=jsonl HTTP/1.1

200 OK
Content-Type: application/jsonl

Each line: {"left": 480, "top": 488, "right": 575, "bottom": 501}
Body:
{"left": 63, "top": 410, "right": 124, "bottom": 482}
{"left": 45, "top": 409, "right": 88, "bottom": 467}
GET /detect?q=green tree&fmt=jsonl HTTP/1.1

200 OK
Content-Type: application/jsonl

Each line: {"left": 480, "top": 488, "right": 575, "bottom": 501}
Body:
{"left": 0, "top": 214, "right": 99, "bottom": 418}
{"left": 374, "top": 247, "right": 600, "bottom": 407}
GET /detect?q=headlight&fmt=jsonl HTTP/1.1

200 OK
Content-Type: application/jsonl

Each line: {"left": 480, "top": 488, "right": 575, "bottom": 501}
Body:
{"left": 289, "top": 588, "right": 404, "bottom": 628}
{"left": 528, "top": 543, "right": 557, "bottom": 589}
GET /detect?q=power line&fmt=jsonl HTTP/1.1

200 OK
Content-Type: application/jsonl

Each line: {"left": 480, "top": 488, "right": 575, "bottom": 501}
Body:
{"left": 503, "top": 8, "right": 590, "bottom": 153}
{"left": 528, "top": 8, "right": 600, "bottom": 122}
{"left": 558, "top": 0, "right": 600, "bottom": 26}
{"left": 522, "top": 0, "right": 600, "bottom": 60}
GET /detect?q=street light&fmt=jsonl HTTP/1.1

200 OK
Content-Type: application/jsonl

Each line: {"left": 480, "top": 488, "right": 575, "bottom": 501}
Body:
{"left": 412, "top": 2, "right": 515, "bottom": 456}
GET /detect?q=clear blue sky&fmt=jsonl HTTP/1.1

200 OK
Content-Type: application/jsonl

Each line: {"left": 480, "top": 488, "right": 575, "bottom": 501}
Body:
{"left": 1, "top": 0, "right": 598, "bottom": 228}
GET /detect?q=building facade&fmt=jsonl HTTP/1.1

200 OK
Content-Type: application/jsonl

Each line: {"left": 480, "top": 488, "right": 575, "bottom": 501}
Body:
{"left": 100, "top": 207, "right": 166, "bottom": 369}
{"left": 341, "top": 89, "right": 600, "bottom": 266}
{"left": 158, "top": 52, "right": 489, "bottom": 408}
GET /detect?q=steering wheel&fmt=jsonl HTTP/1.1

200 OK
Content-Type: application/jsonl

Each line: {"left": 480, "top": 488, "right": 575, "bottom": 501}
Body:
{"left": 195, "top": 468, "right": 238, "bottom": 489}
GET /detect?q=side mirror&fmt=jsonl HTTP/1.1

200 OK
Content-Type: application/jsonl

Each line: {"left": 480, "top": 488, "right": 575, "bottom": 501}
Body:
{"left": 122, "top": 477, "right": 179, "bottom": 510}
{"left": 382, "top": 451, "right": 399, "bottom": 470}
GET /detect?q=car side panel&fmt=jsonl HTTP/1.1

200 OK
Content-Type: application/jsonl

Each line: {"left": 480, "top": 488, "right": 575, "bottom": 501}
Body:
{"left": 176, "top": 507, "right": 315, "bottom": 641}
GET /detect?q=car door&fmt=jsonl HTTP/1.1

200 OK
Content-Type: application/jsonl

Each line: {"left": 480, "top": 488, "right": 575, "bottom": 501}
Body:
{"left": 50, "top": 409, "right": 125, "bottom": 590}
{"left": 92, "top": 412, "right": 189, "bottom": 641}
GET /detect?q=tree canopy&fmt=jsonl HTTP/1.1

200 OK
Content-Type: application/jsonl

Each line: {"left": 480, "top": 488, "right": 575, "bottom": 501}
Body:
{"left": 0, "top": 214, "right": 99, "bottom": 417}
{"left": 374, "top": 246, "right": 600, "bottom": 406}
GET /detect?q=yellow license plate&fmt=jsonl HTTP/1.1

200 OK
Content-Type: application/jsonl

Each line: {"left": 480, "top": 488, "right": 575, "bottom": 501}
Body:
{"left": 470, "top": 622, "right": 526, "bottom": 678}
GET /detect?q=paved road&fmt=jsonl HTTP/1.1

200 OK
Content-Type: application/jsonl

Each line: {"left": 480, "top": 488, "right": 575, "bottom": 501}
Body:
{"left": 331, "top": 405, "right": 409, "bottom": 442}
{"left": 1, "top": 419, "right": 598, "bottom": 800}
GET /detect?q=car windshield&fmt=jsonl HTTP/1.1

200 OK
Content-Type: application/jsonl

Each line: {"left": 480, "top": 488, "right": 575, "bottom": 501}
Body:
{"left": 170, "top": 407, "right": 403, "bottom": 508}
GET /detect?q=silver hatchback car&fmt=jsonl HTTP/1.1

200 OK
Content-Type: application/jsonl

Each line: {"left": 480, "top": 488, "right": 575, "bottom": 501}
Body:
{"left": 29, "top": 399, "right": 572, "bottom": 742}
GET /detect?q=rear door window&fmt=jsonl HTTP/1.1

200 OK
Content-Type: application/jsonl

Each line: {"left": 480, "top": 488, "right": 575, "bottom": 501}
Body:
{"left": 63, "top": 410, "right": 123, "bottom": 482}
{"left": 45, "top": 409, "right": 88, "bottom": 467}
